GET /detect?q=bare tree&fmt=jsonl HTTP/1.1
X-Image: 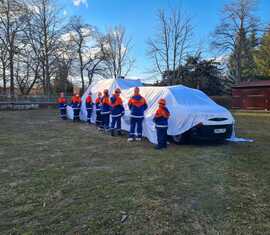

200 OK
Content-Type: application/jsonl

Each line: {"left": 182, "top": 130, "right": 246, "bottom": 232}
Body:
{"left": 67, "top": 16, "right": 96, "bottom": 91}
{"left": 26, "top": 0, "right": 63, "bottom": 96}
{"left": 12, "top": 6, "right": 42, "bottom": 95}
{"left": 0, "top": 0, "right": 28, "bottom": 97}
{"left": 212, "top": 0, "right": 260, "bottom": 83}
{"left": 14, "top": 41, "right": 43, "bottom": 95}
{"left": 85, "top": 55, "right": 106, "bottom": 86}
{"left": 56, "top": 38, "right": 77, "bottom": 80}
{"left": 147, "top": 8, "right": 193, "bottom": 85}
{"left": 85, "top": 33, "right": 111, "bottom": 84}
{"left": 68, "top": 17, "right": 116, "bottom": 88}
{"left": 101, "top": 26, "right": 135, "bottom": 79}
{"left": 52, "top": 36, "right": 77, "bottom": 94}
{"left": 0, "top": 41, "right": 9, "bottom": 95}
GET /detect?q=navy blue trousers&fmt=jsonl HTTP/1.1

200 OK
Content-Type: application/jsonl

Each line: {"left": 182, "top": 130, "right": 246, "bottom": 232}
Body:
{"left": 156, "top": 127, "right": 168, "bottom": 148}
{"left": 87, "top": 108, "right": 93, "bottom": 123}
{"left": 96, "top": 111, "right": 102, "bottom": 127}
{"left": 73, "top": 108, "right": 80, "bottom": 121}
{"left": 129, "top": 117, "right": 143, "bottom": 138}
{"left": 59, "top": 108, "right": 66, "bottom": 119}
{"left": 111, "top": 116, "right": 121, "bottom": 130}
{"left": 101, "top": 113, "right": 110, "bottom": 130}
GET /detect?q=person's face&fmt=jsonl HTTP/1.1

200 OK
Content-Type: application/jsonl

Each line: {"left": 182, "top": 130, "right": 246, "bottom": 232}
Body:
{"left": 134, "top": 88, "right": 139, "bottom": 95}
{"left": 60, "top": 92, "right": 64, "bottom": 97}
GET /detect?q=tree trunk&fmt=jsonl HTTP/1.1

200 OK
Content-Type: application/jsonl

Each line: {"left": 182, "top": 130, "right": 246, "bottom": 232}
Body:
{"left": 79, "top": 48, "right": 85, "bottom": 92}
{"left": 236, "top": 53, "right": 242, "bottom": 84}
{"left": 9, "top": 52, "right": 15, "bottom": 98}
{"left": 45, "top": 55, "right": 50, "bottom": 96}
{"left": 235, "top": 41, "right": 242, "bottom": 84}
{"left": 42, "top": 62, "right": 47, "bottom": 95}
{"left": 2, "top": 66, "right": 6, "bottom": 95}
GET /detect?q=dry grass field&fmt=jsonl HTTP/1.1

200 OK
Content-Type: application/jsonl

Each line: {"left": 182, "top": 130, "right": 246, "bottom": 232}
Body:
{"left": 0, "top": 109, "right": 270, "bottom": 234}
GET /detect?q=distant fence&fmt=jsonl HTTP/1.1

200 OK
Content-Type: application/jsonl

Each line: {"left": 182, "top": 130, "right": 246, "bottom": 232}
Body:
{"left": 0, "top": 95, "right": 72, "bottom": 102}
{"left": 0, "top": 95, "right": 233, "bottom": 111}
{"left": 0, "top": 95, "right": 73, "bottom": 110}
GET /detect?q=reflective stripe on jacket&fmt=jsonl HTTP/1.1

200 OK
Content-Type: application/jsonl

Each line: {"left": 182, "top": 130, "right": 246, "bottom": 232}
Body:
{"left": 128, "top": 95, "right": 148, "bottom": 118}
{"left": 95, "top": 97, "right": 102, "bottom": 111}
{"left": 71, "top": 96, "right": 82, "bottom": 108}
{"left": 58, "top": 97, "right": 67, "bottom": 109}
{"left": 153, "top": 106, "right": 170, "bottom": 127}
{"left": 101, "top": 95, "right": 111, "bottom": 113}
{"left": 110, "top": 95, "right": 124, "bottom": 117}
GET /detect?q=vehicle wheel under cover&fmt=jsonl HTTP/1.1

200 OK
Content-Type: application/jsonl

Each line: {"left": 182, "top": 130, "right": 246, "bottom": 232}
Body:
{"left": 172, "top": 134, "right": 184, "bottom": 144}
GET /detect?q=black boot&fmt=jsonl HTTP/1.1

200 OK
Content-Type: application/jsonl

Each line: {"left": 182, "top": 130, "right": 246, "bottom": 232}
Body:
{"left": 155, "top": 145, "right": 163, "bottom": 150}
{"left": 117, "top": 131, "right": 122, "bottom": 136}
{"left": 111, "top": 129, "right": 115, "bottom": 137}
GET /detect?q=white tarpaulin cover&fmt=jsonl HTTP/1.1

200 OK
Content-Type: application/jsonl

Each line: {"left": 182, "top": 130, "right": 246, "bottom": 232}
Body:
{"left": 67, "top": 78, "right": 143, "bottom": 121}
{"left": 67, "top": 78, "right": 235, "bottom": 144}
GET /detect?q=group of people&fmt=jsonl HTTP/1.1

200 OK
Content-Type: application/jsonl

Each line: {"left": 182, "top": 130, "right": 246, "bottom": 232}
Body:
{"left": 57, "top": 87, "right": 170, "bottom": 149}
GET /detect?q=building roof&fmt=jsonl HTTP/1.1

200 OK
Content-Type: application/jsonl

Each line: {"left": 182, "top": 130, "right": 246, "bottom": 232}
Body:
{"left": 232, "top": 80, "right": 270, "bottom": 88}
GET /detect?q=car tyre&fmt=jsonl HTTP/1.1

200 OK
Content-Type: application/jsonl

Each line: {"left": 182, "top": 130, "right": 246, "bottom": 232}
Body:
{"left": 172, "top": 134, "right": 184, "bottom": 145}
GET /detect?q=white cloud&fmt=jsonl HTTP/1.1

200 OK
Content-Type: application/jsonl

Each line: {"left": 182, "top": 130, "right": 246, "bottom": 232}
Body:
{"left": 63, "top": 10, "right": 68, "bottom": 16}
{"left": 72, "top": 0, "right": 88, "bottom": 7}
{"left": 207, "top": 54, "right": 229, "bottom": 65}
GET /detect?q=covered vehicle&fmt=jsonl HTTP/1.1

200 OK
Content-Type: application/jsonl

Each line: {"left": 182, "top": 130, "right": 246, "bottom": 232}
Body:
{"left": 124, "top": 86, "right": 234, "bottom": 144}
{"left": 67, "top": 78, "right": 234, "bottom": 144}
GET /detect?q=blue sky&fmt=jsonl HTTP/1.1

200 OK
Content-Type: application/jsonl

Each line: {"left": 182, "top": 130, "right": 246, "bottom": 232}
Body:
{"left": 61, "top": 0, "right": 270, "bottom": 81}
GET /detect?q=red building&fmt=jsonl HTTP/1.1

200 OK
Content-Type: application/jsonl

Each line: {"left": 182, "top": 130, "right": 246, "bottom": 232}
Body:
{"left": 232, "top": 80, "right": 270, "bottom": 110}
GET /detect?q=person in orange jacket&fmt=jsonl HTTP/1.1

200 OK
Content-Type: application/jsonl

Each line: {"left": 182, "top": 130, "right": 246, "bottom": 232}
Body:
{"left": 71, "top": 92, "right": 82, "bottom": 122}
{"left": 85, "top": 91, "right": 93, "bottom": 124}
{"left": 153, "top": 98, "right": 170, "bottom": 149}
{"left": 101, "top": 89, "right": 111, "bottom": 131}
{"left": 128, "top": 87, "right": 148, "bottom": 141}
{"left": 57, "top": 92, "right": 67, "bottom": 120}
{"left": 95, "top": 91, "right": 102, "bottom": 128}
{"left": 110, "top": 88, "right": 125, "bottom": 136}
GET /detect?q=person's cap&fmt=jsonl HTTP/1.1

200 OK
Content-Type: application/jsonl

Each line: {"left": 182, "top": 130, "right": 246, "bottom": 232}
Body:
{"left": 158, "top": 98, "right": 166, "bottom": 105}
{"left": 115, "top": 88, "right": 121, "bottom": 94}
{"left": 134, "top": 87, "right": 140, "bottom": 93}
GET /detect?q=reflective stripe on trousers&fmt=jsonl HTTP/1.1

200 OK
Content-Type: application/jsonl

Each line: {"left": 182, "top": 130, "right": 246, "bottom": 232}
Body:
{"left": 111, "top": 116, "right": 121, "bottom": 130}
{"left": 129, "top": 117, "right": 143, "bottom": 138}
{"left": 155, "top": 125, "right": 168, "bottom": 128}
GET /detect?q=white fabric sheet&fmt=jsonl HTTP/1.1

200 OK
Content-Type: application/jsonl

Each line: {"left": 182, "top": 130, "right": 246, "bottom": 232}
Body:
{"left": 226, "top": 137, "right": 254, "bottom": 142}
{"left": 67, "top": 78, "right": 235, "bottom": 144}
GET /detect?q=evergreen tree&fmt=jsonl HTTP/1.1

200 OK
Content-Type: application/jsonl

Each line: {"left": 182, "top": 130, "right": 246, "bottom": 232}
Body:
{"left": 227, "top": 27, "right": 258, "bottom": 82}
{"left": 254, "top": 29, "right": 270, "bottom": 79}
{"left": 161, "top": 54, "right": 224, "bottom": 96}
{"left": 242, "top": 28, "right": 258, "bottom": 80}
{"left": 212, "top": 0, "right": 260, "bottom": 84}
